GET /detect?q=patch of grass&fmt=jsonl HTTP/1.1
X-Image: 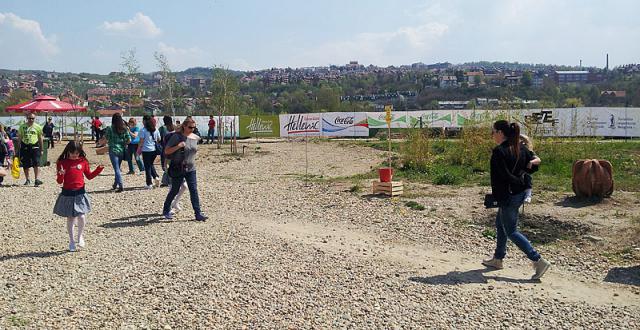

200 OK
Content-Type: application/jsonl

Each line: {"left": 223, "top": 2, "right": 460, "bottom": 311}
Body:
{"left": 8, "top": 315, "right": 30, "bottom": 327}
{"left": 359, "top": 135, "right": 640, "bottom": 192}
{"left": 482, "top": 229, "right": 496, "bottom": 239}
{"left": 405, "top": 201, "right": 426, "bottom": 211}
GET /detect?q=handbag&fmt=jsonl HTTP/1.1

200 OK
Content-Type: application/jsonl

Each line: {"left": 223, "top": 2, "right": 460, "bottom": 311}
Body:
{"left": 484, "top": 194, "right": 499, "bottom": 208}
{"left": 154, "top": 141, "right": 163, "bottom": 156}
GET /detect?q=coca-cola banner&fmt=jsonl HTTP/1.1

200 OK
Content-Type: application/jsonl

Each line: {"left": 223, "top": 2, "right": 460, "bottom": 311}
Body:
{"left": 279, "top": 114, "right": 321, "bottom": 137}
{"left": 321, "top": 112, "right": 369, "bottom": 137}
{"left": 239, "top": 115, "right": 280, "bottom": 137}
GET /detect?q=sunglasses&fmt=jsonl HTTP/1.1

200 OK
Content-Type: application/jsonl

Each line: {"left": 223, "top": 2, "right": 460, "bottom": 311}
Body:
{"left": 28, "top": 118, "right": 35, "bottom": 120}
{"left": 187, "top": 126, "right": 196, "bottom": 129}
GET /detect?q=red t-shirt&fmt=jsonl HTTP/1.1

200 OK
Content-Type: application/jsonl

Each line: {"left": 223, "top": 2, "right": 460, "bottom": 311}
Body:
{"left": 56, "top": 158, "right": 104, "bottom": 190}
{"left": 92, "top": 119, "right": 102, "bottom": 129}
{"left": 208, "top": 119, "right": 216, "bottom": 129}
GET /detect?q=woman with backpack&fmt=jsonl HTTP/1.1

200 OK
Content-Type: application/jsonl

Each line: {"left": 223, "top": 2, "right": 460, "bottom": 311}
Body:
{"left": 162, "top": 118, "right": 207, "bottom": 221}
{"left": 482, "top": 120, "right": 550, "bottom": 280}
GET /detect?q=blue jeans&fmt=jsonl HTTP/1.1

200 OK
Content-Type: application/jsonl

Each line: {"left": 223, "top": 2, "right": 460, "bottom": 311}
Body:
{"left": 108, "top": 151, "right": 124, "bottom": 188}
{"left": 494, "top": 191, "right": 541, "bottom": 261}
{"left": 142, "top": 151, "right": 159, "bottom": 186}
{"left": 126, "top": 144, "right": 144, "bottom": 173}
{"left": 163, "top": 170, "right": 202, "bottom": 216}
{"left": 207, "top": 128, "right": 215, "bottom": 143}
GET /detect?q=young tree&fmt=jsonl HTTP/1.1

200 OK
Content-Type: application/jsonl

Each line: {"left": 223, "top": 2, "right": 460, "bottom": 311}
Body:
{"left": 120, "top": 48, "right": 141, "bottom": 115}
{"left": 210, "top": 66, "right": 240, "bottom": 151}
{"left": 154, "top": 52, "right": 176, "bottom": 117}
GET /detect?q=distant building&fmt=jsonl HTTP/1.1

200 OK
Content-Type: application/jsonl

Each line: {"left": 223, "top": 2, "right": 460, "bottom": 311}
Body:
{"left": 465, "top": 71, "right": 484, "bottom": 85}
{"left": 438, "top": 76, "right": 458, "bottom": 88}
{"left": 601, "top": 91, "right": 626, "bottom": 98}
{"left": 438, "top": 101, "right": 469, "bottom": 109}
{"left": 554, "top": 71, "right": 589, "bottom": 84}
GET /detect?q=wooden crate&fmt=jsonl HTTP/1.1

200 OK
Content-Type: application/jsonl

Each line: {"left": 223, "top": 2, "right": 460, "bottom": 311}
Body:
{"left": 372, "top": 181, "right": 403, "bottom": 196}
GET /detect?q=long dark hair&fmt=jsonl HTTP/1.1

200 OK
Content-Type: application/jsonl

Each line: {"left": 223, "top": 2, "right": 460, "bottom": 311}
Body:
{"left": 112, "top": 113, "right": 126, "bottom": 134}
{"left": 143, "top": 115, "right": 156, "bottom": 133}
{"left": 493, "top": 120, "right": 521, "bottom": 159}
{"left": 57, "top": 141, "right": 87, "bottom": 163}
{"left": 163, "top": 115, "right": 175, "bottom": 132}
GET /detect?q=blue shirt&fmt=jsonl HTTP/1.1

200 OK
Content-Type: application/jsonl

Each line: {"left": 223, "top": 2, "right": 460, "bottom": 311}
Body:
{"left": 129, "top": 126, "right": 141, "bottom": 144}
{"left": 140, "top": 128, "right": 160, "bottom": 152}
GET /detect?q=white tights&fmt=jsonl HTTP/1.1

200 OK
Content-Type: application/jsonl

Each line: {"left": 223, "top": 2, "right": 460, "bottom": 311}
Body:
{"left": 170, "top": 182, "right": 188, "bottom": 210}
{"left": 66, "top": 215, "right": 86, "bottom": 244}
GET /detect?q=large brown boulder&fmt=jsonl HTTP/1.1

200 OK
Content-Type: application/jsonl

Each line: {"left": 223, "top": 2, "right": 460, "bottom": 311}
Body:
{"left": 572, "top": 159, "right": 614, "bottom": 198}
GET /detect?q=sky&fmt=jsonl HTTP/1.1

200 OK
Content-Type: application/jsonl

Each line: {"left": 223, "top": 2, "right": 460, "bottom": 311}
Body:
{"left": 1, "top": 0, "right": 639, "bottom": 74}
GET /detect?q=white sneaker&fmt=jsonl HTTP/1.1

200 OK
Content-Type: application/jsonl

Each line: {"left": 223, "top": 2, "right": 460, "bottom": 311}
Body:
{"left": 153, "top": 177, "right": 160, "bottom": 188}
{"left": 77, "top": 236, "right": 86, "bottom": 248}
{"left": 145, "top": 184, "right": 153, "bottom": 190}
{"left": 69, "top": 242, "right": 77, "bottom": 252}
{"left": 524, "top": 196, "right": 532, "bottom": 203}
{"left": 171, "top": 203, "right": 182, "bottom": 213}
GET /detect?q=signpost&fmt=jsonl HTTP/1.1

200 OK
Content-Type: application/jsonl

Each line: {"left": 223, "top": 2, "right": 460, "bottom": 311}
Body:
{"left": 384, "top": 104, "right": 392, "bottom": 167}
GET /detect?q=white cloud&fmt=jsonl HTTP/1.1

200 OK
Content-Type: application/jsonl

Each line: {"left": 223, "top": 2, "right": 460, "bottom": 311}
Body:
{"left": 297, "top": 22, "right": 449, "bottom": 67}
{"left": 157, "top": 42, "right": 209, "bottom": 70}
{"left": 0, "top": 12, "right": 59, "bottom": 56}
{"left": 101, "top": 13, "right": 162, "bottom": 38}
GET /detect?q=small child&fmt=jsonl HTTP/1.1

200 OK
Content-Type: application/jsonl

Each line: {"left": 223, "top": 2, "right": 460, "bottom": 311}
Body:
{"left": 520, "top": 134, "right": 541, "bottom": 203}
{"left": 53, "top": 141, "right": 104, "bottom": 252}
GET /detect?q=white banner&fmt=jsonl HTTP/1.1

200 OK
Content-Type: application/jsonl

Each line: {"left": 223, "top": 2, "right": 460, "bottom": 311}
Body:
{"left": 321, "top": 112, "right": 369, "bottom": 137}
{"left": 279, "top": 114, "right": 321, "bottom": 137}
{"left": 366, "top": 112, "right": 408, "bottom": 128}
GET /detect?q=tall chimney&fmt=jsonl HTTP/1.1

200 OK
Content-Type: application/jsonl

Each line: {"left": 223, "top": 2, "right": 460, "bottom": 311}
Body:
{"left": 606, "top": 53, "right": 609, "bottom": 71}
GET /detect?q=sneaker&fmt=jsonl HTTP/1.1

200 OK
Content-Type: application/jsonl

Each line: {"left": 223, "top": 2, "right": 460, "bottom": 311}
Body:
{"left": 34, "top": 179, "right": 43, "bottom": 186}
{"left": 115, "top": 186, "right": 124, "bottom": 193}
{"left": 112, "top": 183, "right": 118, "bottom": 190}
{"left": 69, "top": 242, "right": 77, "bottom": 252}
{"left": 24, "top": 180, "right": 32, "bottom": 186}
{"left": 153, "top": 177, "right": 160, "bottom": 188}
{"left": 126, "top": 171, "right": 135, "bottom": 175}
{"left": 171, "top": 203, "right": 182, "bottom": 213}
{"left": 195, "top": 214, "right": 208, "bottom": 222}
{"left": 531, "top": 258, "right": 551, "bottom": 280}
{"left": 163, "top": 212, "right": 174, "bottom": 220}
{"left": 145, "top": 184, "right": 153, "bottom": 190}
{"left": 77, "top": 236, "right": 86, "bottom": 248}
{"left": 482, "top": 258, "right": 504, "bottom": 270}
{"left": 524, "top": 196, "right": 532, "bottom": 203}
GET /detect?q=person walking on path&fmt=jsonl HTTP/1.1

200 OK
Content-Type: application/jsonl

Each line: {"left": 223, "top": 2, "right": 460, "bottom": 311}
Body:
{"left": 482, "top": 120, "right": 550, "bottom": 280}
{"left": 43, "top": 117, "right": 55, "bottom": 149}
{"left": 0, "top": 124, "right": 10, "bottom": 186}
{"left": 17, "top": 113, "right": 44, "bottom": 186}
{"left": 103, "top": 113, "right": 131, "bottom": 193}
{"left": 207, "top": 115, "right": 216, "bottom": 144}
{"left": 53, "top": 141, "right": 104, "bottom": 252}
{"left": 162, "top": 118, "right": 207, "bottom": 221}
{"left": 137, "top": 115, "right": 161, "bottom": 189}
{"left": 92, "top": 116, "right": 103, "bottom": 143}
{"left": 158, "top": 115, "right": 175, "bottom": 172}
{"left": 125, "top": 117, "right": 144, "bottom": 175}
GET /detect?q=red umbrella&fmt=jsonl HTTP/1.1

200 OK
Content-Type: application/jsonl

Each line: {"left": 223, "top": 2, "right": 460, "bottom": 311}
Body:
{"left": 5, "top": 95, "right": 87, "bottom": 113}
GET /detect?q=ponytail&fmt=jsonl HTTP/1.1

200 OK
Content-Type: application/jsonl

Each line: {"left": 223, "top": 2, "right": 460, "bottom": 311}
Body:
{"left": 493, "top": 120, "right": 521, "bottom": 158}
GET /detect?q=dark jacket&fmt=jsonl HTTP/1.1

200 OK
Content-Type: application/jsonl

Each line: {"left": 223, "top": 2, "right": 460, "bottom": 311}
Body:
{"left": 490, "top": 141, "right": 537, "bottom": 205}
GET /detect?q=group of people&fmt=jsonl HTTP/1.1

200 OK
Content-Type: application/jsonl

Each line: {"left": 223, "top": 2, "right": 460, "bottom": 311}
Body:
{"left": 4, "top": 114, "right": 551, "bottom": 280}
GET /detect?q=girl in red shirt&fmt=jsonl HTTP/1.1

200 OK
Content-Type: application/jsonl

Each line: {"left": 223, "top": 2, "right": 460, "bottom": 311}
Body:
{"left": 53, "top": 141, "right": 104, "bottom": 252}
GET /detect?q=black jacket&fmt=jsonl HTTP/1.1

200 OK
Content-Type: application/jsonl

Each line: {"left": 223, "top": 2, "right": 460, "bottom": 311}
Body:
{"left": 490, "top": 141, "right": 537, "bottom": 205}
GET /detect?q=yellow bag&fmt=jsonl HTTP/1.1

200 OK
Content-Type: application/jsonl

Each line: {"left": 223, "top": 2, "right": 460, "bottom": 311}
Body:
{"left": 11, "top": 156, "right": 20, "bottom": 179}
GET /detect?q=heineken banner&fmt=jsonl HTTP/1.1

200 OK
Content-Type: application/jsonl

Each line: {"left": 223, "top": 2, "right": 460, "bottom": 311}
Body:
{"left": 366, "top": 112, "right": 408, "bottom": 128}
{"left": 321, "top": 112, "right": 369, "bottom": 137}
{"left": 406, "top": 111, "right": 455, "bottom": 128}
{"left": 239, "top": 115, "right": 280, "bottom": 137}
{"left": 279, "top": 113, "right": 321, "bottom": 137}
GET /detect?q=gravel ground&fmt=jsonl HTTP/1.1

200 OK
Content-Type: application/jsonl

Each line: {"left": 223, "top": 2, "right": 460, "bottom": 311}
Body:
{"left": 1, "top": 139, "right": 639, "bottom": 328}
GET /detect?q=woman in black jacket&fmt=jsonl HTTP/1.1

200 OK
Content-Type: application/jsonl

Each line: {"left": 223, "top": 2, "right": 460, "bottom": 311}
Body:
{"left": 482, "top": 120, "right": 551, "bottom": 280}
